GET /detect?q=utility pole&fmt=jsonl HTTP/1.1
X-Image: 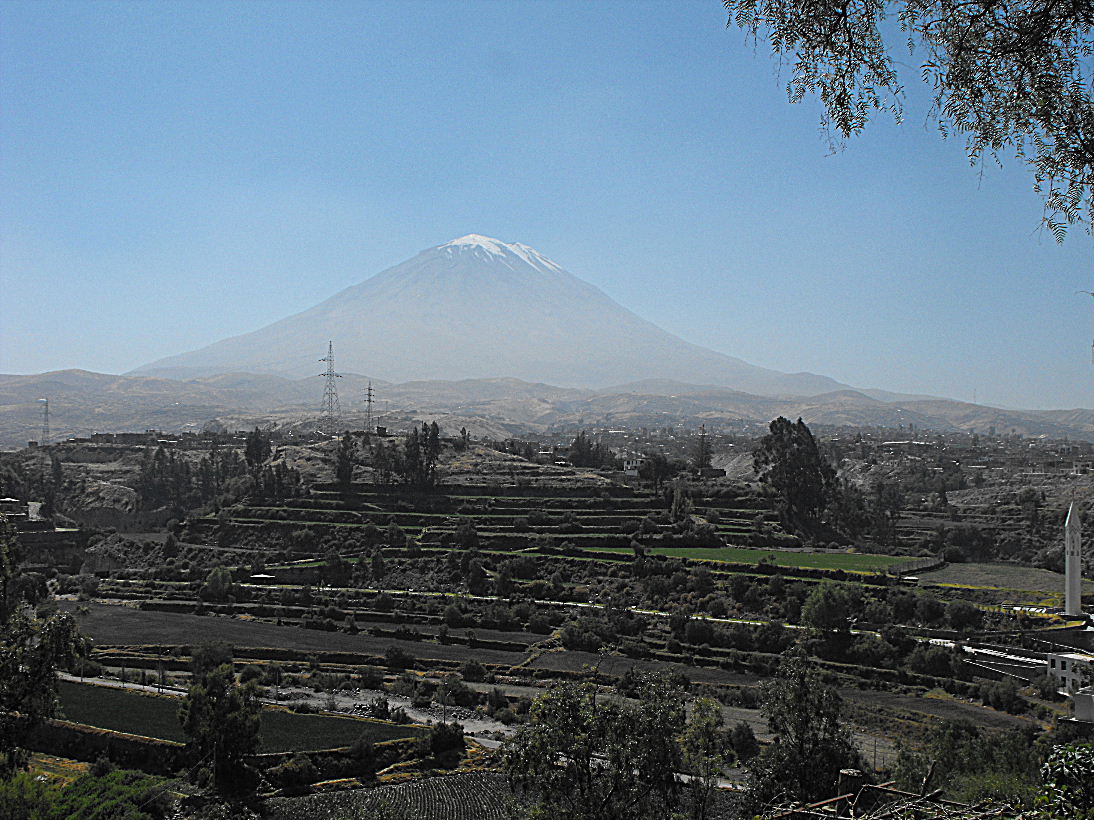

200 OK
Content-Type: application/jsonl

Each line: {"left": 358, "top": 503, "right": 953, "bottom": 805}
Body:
{"left": 319, "top": 341, "right": 342, "bottom": 434}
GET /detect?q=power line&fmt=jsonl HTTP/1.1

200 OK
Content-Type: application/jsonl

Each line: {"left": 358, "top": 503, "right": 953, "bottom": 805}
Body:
{"left": 319, "top": 341, "right": 342, "bottom": 433}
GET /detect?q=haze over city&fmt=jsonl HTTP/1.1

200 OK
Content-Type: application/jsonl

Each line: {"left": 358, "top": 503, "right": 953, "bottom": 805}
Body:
{"left": 2, "top": 1, "right": 1091, "bottom": 409}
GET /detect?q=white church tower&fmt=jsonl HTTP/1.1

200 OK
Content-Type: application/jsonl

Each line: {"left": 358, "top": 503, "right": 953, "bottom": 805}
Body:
{"left": 1065, "top": 503, "right": 1083, "bottom": 617}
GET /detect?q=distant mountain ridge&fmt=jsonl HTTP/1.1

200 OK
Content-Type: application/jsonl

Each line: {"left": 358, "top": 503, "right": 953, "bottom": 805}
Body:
{"left": 1, "top": 368, "right": 1089, "bottom": 448}
{"left": 133, "top": 234, "right": 852, "bottom": 396}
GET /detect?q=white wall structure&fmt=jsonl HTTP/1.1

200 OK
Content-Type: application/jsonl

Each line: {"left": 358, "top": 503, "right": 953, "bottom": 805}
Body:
{"left": 1065, "top": 503, "right": 1083, "bottom": 617}
{"left": 1074, "top": 686, "right": 1094, "bottom": 723}
{"left": 1047, "top": 651, "right": 1094, "bottom": 692}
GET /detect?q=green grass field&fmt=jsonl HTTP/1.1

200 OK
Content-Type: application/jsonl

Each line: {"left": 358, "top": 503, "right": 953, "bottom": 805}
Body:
{"left": 592, "top": 546, "right": 907, "bottom": 572}
{"left": 58, "top": 681, "right": 424, "bottom": 752}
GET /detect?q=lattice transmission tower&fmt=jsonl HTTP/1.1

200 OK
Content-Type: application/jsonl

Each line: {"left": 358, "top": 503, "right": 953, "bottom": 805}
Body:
{"left": 319, "top": 341, "right": 342, "bottom": 433}
{"left": 364, "top": 381, "right": 374, "bottom": 432}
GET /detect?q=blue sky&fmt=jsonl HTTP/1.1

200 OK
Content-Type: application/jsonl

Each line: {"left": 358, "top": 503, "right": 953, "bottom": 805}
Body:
{"left": 1, "top": 0, "right": 1090, "bottom": 409}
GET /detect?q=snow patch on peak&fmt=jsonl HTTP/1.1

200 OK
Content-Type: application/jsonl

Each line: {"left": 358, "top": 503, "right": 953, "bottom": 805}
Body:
{"left": 442, "top": 234, "right": 510, "bottom": 255}
{"left": 508, "top": 242, "right": 563, "bottom": 272}
{"left": 439, "top": 235, "right": 565, "bottom": 273}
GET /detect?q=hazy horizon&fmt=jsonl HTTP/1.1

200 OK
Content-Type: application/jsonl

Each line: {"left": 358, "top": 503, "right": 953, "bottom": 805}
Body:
{"left": 2, "top": 1, "right": 1092, "bottom": 409}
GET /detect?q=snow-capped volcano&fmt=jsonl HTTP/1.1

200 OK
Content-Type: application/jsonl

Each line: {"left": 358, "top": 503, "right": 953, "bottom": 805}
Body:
{"left": 133, "top": 235, "right": 848, "bottom": 396}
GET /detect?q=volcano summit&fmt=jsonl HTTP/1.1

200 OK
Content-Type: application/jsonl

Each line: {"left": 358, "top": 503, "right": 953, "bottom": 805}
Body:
{"left": 135, "top": 235, "right": 846, "bottom": 396}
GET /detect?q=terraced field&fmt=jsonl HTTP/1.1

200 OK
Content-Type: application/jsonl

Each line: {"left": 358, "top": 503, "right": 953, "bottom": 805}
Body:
{"left": 592, "top": 545, "right": 906, "bottom": 572}
{"left": 58, "top": 680, "right": 424, "bottom": 752}
{"left": 198, "top": 484, "right": 796, "bottom": 554}
{"left": 60, "top": 601, "right": 530, "bottom": 666}
{"left": 917, "top": 561, "right": 1093, "bottom": 595}
{"left": 267, "top": 772, "right": 511, "bottom": 820}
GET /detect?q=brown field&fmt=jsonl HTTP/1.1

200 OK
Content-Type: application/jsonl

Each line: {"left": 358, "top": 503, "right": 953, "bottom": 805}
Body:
{"left": 61, "top": 601, "right": 529, "bottom": 666}
{"left": 918, "top": 562, "right": 1092, "bottom": 597}
{"left": 57, "top": 680, "right": 424, "bottom": 752}
{"left": 840, "top": 687, "right": 1038, "bottom": 733}
{"left": 526, "top": 650, "right": 756, "bottom": 686}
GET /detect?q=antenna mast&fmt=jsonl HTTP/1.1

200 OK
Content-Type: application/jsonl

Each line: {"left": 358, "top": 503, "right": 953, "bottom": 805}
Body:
{"left": 319, "top": 341, "right": 342, "bottom": 433}
{"left": 696, "top": 423, "right": 710, "bottom": 470}
{"left": 39, "top": 398, "right": 50, "bottom": 445}
{"left": 365, "top": 381, "right": 374, "bottom": 432}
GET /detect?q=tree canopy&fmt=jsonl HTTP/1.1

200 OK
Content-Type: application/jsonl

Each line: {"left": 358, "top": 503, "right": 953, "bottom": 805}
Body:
{"left": 725, "top": 0, "right": 1094, "bottom": 236}
{"left": 504, "top": 674, "right": 685, "bottom": 820}
{"left": 335, "top": 431, "right": 356, "bottom": 487}
{"left": 0, "top": 514, "right": 85, "bottom": 774}
{"left": 753, "top": 416, "right": 835, "bottom": 526}
{"left": 743, "top": 648, "right": 861, "bottom": 813}
{"left": 178, "top": 658, "right": 261, "bottom": 791}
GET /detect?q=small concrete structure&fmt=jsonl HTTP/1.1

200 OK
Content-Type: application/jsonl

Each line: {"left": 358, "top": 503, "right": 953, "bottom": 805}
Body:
{"left": 1074, "top": 686, "right": 1094, "bottom": 723}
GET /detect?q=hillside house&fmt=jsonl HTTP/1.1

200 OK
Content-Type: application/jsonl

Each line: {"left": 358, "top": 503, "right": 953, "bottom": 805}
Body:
{"left": 1047, "top": 651, "right": 1094, "bottom": 692}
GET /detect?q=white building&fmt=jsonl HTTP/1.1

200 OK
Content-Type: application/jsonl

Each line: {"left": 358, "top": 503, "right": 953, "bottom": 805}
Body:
{"left": 1047, "top": 651, "right": 1094, "bottom": 692}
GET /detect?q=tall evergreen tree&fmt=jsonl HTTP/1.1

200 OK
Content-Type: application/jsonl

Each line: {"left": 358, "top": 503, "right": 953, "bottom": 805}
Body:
{"left": 178, "top": 662, "right": 260, "bottom": 791}
{"left": 244, "top": 427, "right": 271, "bottom": 479}
{"left": 753, "top": 417, "right": 834, "bottom": 528}
{"left": 335, "top": 432, "right": 356, "bottom": 487}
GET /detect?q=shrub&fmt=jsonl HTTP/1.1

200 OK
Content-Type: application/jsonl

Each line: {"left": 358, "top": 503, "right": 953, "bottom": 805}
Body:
{"left": 89, "top": 754, "right": 117, "bottom": 778}
{"left": 947, "top": 600, "right": 983, "bottom": 631}
{"left": 906, "top": 644, "right": 954, "bottom": 677}
{"left": 424, "top": 721, "right": 465, "bottom": 766}
{"left": 384, "top": 645, "right": 415, "bottom": 670}
{"left": 0, "top": 772, "right": 57, "bottom": 819}
{"left": 270, "top": 753, "right": 318, "bottom": 791}
{"left": 71, "top": 657, "right": 103, "bottom": 678}
{"left": 730, "top": 720, "right": 759, "bottom": 761}
{"left": 52, "top": 769, "right": 173, "bottom": 820}
{"left": 443, "top": 604, "right": 465, "bottom": 628}
{"left": 460, "top": 660, "right": 487, "bottom": 682}
{"left": 356, "top": 665, "right": 385, "bottom": 689}
{"left": 528, "top": 614, "right": 552, "bottom": 634}
{"left": 981, "top": 678, "right": 1027, "bottom": 714}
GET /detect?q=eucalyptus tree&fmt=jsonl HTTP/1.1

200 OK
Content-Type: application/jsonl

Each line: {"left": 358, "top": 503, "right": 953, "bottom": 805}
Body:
{"left": 725, "top": 0, "right": 1093, "bottom": 236}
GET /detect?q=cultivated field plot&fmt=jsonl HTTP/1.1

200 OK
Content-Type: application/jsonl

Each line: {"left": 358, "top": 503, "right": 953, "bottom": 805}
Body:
{"left": 917, "top": 562, "right": 1093, "bottom": 595}
{"left": 594, "top": 546, "right": 906, "bottom": 572}
{"left": 58, "top": 681, "right": 424, "bottom": 752}
{"left": 840, "top": 687, "right": 1037, "bottom": 733}
{"left": 527, "top": 650, "right": 755, "bottom": 686}
{"left": 267, "top": 771, "right": 511, "bottom": 820}
{"left": 61, "top": 602, "right": 529, "bottom": 665}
